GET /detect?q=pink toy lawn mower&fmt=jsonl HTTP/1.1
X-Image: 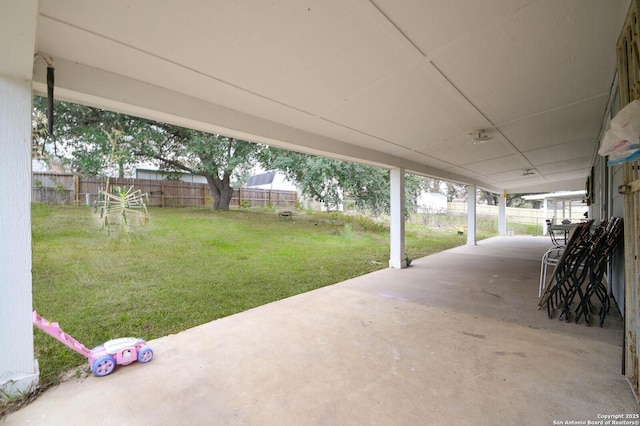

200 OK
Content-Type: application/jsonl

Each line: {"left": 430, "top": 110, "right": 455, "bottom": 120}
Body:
{"left": 33, "top": 311, "right": 153, "bottom": 377}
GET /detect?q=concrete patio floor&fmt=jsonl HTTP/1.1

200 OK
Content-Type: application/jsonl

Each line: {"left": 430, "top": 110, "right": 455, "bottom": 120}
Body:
{"left": 5, "top": 236, "right": 639, "bottom": 425}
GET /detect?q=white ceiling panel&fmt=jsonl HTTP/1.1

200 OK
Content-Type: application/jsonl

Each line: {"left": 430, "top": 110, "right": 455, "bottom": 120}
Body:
{"left": 401, "top": 152, "right": 457, "bottom": 172}
{"left": 39, "top": 0, "right": 417, "bottom": 114}
{"left": 486, "top": 169, "right": 536, "bottom": 182}
{"left": 462, "top": 154, "right": 532, "bottom": 175}
{"left": 420, "top": 134, "right": 518, "bottom": 165}
{"left": 372, "top": 0, "right": 534, "bottom": 57}
{"left": 503, "top": 174, "right": 549, "bottom": 188}
{"left": 33, "top": 0, "right": 632, "bottom": 194}
{"left": 35, "top": 16, "right": 318, "bottom": 129}
{"left": 498, "top": 94, "right": 608, "bottom": 152}
{"left": 430, "top": 0, "right": 627, "bottom": 124}
{"left": 524, "top": 139, "right": 596, "bottom": 166}
{"left": 544, "top": 168, "right": 592, "bottom": 181}
{"left": 323, "top": 62, "right": 485, "bottom": 150}
{"left": 535, "top": 157, "right": 594, "bottom": 175}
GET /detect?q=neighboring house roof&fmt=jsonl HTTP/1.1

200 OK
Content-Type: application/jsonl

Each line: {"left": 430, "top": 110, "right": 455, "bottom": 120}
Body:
{"left": 246, "top": 171, "right": 277, "bottom": 187}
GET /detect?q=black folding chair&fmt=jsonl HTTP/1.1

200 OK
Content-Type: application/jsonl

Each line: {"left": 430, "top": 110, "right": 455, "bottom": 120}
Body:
{"left": 575, "top": 217, "right": 623, "bottom": 327}
{"left": 560, "top": 219, "right": 608, "bottom": 324}
{"left": 541, "top": 221, "right": 593, "bottom": 320}
{"left": 546, "top": 219, "right": 565, "bottom": 248}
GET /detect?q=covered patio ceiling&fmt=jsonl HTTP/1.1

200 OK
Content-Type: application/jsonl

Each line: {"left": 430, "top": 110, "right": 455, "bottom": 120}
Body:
{"left": 31, "top": 0, "right": 630, "bottom": 194}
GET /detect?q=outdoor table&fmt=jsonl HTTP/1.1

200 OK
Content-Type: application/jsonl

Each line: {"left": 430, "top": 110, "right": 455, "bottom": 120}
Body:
{"left": 549, "top": 223, "right": 578, "bottom": 245}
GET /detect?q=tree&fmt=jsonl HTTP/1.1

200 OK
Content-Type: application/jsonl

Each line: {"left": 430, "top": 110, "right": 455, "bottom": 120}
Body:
{"left": 260, "top": 148, "right": 364, "bottom": 211}
{"left": 33, "top": 97, "right": 146, "bottom": 177}
{"left": 33, "top": 97, "right": 263, "bottom": 210}
{"left": 260, "top": 147, "right": 424, "bottom": 215}
{"left": 479, "top": 190, "right": 499, "bottom": 205}
{"left": 445, "top": 182, "right": 466, "bottom": 201}
{"left": 139, "top": 128, "right": 262, "bottom": 210}
{"left": 32, "top": 104, "right": 49, "bottom": 161}
{"left": 474, "top": 189, "right": 542, "bottom": 208}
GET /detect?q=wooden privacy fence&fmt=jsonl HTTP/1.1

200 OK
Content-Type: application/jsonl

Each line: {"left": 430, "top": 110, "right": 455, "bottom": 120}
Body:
{"left": 32, "top": 173, "right": 298, "bottom": 209}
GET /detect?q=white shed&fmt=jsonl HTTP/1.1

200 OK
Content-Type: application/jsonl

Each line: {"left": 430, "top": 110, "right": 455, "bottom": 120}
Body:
{"left": 417, "top": 192, "right": 448, "bottom": 214}
{"left": 246, "top": 171, "right": 298, "bottom": 192}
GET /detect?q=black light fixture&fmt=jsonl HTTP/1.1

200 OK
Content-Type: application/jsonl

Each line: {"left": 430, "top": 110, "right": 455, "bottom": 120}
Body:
{"left": 35, "top": 53, "right": 55, "bottom": 138}
{"left": 47, "top": 65, "right": 55, "bottom": 136}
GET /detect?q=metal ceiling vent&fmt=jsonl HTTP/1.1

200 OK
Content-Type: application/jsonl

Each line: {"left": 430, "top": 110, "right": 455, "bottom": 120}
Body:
{"left": 469, "top": 130, "right": 493, "bottom": 144}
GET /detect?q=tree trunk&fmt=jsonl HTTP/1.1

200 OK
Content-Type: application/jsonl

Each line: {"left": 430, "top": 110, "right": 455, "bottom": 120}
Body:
{"left": 480, "top": 189, "right": 498, "bottom": 206}
{"left": 205, "top": 174, "right": 234, "bottom": 210}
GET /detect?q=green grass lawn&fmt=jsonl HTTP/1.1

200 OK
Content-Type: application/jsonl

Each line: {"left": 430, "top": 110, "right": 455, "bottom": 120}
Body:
{"left": 31, "top": 204, "right": 497, "bottom": 385}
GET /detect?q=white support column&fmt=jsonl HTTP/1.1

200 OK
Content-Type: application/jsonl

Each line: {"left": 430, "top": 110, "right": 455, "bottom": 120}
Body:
{"left": 542, "top": 199, "right": 548, "bottom": 235}
{"left": 498, "top": 192, "right": 507, "bottom": 236}
{"left": 389, "top": 168, "right": 406, "bottom": 269}
{"left": 0, "top": 0, "right": 39, "bottom": 397}
{"left": 467, "top": 185, "right": 477, "bottom": 245}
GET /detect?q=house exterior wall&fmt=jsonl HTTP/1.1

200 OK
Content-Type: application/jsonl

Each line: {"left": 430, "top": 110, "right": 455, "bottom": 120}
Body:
{"left": 610, "top": 161, "right": 626, "bottom": 314}
{"left": 594, "top": 87, "right": 626, "bottom": 317}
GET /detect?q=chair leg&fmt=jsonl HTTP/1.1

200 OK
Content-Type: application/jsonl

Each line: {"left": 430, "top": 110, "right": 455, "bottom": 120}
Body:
{"left": 574, "top": 284, "right": 592, "bottom": 326}
{"left": 539, "top": 256, "right": 546, "bottom": 298}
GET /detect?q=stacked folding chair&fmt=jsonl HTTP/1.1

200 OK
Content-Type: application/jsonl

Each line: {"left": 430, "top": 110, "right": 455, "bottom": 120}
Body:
{"left": 576, "top": 217, "right": 623, "bottom": 327}
{"left": 539, "top": 218, "right": 623, "bottom": 327}
{"left": 541, "top": 220, "right": 593, "bottom": 322}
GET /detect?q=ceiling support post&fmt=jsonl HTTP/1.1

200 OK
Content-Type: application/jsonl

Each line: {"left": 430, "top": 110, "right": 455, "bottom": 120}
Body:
{"left": 543, "top": 199, "right": 548, "bottom": 235}
{"left": 0, "top": 0, "right": 40, "bottom": 398}
{"left": 389, "top": 168, "right": 406, "bottom": 269}
{"left": 0, "top": 75, "right": 39, "bottom": 398}
{"left": 498, "top": 192, "right": 507, "bottom": 236}
{"left": 467, "top": 185, "right": 477, "bottom": 246}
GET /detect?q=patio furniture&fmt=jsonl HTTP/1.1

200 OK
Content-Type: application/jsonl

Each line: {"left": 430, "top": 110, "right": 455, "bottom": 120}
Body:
{"left": 575, "top": 217, "right": 623, "bottom": 326}
{"left": 539, "top": 220, "right": 580, "bottom": 297}
{"left": 540, "top": 218, "right": 622, "bottom": 327}
{"left": 538, "top": 220, "right": 589, "bottom": 298}
{"left": 546, "top": 219, "right": 565, "bottom": 247}
{"left": 556, "top": 219, "right": 606, "bottom": 324}
{"left": 538, "top": 246, "right": 564, "bottom": 297}
{"left": 541, "top": 221, "right": 593, "bottom": 322}
{"left": 547, "top": 220, "right": 578, "bottom": 247}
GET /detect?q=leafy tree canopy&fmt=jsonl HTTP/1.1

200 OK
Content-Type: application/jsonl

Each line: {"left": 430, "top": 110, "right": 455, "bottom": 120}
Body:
{"left": 35, "top": 97, "right": 520, "bottom": 214}
{"left": 33, "top": 97, "right": 263, "bottom": 210}
{"left": 260, "top": 147, "right": 428, "bottom": 216}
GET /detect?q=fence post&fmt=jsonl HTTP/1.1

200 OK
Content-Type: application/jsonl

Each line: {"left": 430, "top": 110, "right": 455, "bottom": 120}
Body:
{"left": 74, "top": 175, "right": 79, "bottom": 205}
{"left": 161, "top": 181, "right": 165, "bottom": 208}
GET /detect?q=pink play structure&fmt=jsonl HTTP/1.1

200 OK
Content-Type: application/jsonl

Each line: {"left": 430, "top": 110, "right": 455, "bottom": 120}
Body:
{"left": 33, "top": 310, "right": 153, "bottom": 377}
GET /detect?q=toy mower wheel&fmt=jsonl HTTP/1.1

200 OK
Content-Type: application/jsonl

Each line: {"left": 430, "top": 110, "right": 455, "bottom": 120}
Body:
{"left": 93, "top": 355, "right": 116, "bottom": 377}
{"left": 137, "top": 347, "right": 154, "bottom": 363}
